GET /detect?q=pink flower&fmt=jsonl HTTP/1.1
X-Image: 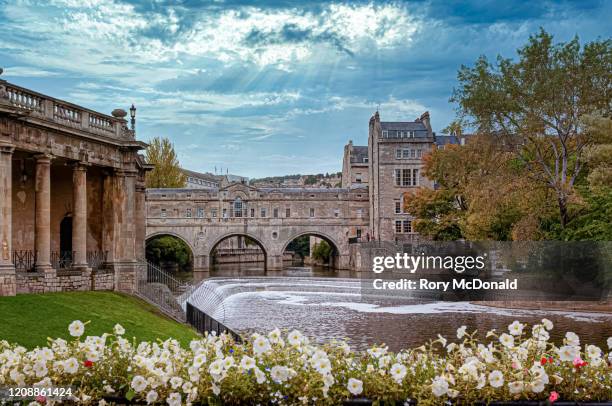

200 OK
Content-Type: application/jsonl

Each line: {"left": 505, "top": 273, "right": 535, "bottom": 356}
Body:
{"left": 549, "top": 391, "right": 559, "bottom": 403}
{"left": 35, "top": 395, "right": 46, "bottom": 404}
{"left": 573, "top": 357, "right": 587, "bottom": 368}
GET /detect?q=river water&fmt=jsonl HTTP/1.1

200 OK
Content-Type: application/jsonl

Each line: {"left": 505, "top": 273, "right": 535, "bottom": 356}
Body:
{"left": 183, "top": 263, "right": 612, "bottom": 352}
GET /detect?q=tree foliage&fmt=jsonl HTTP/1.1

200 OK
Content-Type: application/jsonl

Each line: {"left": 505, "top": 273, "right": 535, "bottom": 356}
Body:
{"left": 405, "top": 134, "right": 553, "bottom": 240}
{"left": 287, "top": 236, "right": 310, "bottom": 259}
{"left": 146, "top": 236, "right": 192, "bottom": 271}
{"left": 451, "top": 29, "right": 612, "bottom": 227}
{"left": 145, "top": 137, "right": 187, "bottom": 188}
{"left": 311, "top": 240, "right": 333, "bottom": 263}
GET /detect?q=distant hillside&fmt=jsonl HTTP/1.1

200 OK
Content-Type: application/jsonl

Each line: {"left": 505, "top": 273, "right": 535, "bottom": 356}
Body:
{"left": 251, "top": 172, "right": 342, "bottom": 188}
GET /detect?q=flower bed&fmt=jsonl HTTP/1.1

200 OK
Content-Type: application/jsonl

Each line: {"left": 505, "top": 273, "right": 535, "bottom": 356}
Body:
{"left": 0, "top": 320, "right": 610, "bottom": 405}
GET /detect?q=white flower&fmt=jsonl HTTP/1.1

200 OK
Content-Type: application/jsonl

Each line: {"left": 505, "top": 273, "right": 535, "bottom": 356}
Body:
{"left": 268, "top": 328, "right": 282, "bottom": 343}
{"left": 586, "top": 345, "right": 602, "bottom": 360}
{"left": 508, "top": 321, "right": 525, "bottom": 336}
{"left": 557, "top": 345, "right": 580, "bottom": 362}
{"left": 63, "top": 357, "right": 79, "bottom": 374}
{"left": 499, "top": 333, "right": 514, "bottom": 348}
{"left": 287, "top": 330, "right": 303, "bottom": 346}
{"left": 476, "top": 374, "right": 486, "bottom": 389}
{"left": 146, "top": 390, "right": 158, "bottom": 404}
{"left": 313, "top": 357, "right": 332, "bottom": 375}
{"left": 488, "top": 370, "right": 504, "bottom": 388}
{"left": 113, "top": 324, "right": 125, "bottom": 335}
{"left": 541, "top": 319, "right": 553, "bottom": 330}
{"left": 193, "top": 353, "right": 207, "bottom": 368}
{"left": 240, "top": 356, "right": 256, "bottom": 370}
{"left": 607, "top": 337, "right": 612, "bottom": 349}
{"left": 254, "top": 367, "right": 267, "bottom": 384}
{"left": 208, "top": 360, "right": 223, "bottom": 377}
{"left": 457, "top": 325, "right": 467, "bottom": 339}
{"left": 437, "top": 334, "right": 447, "bottom": 347}
{"left": 565, "top": 332, "right": 580, "bottom": 347}
{"left": 252, "top": 336, "right": 271, "bottom": 355}
{"left": 532, "top": 326, "right": 550, "bottom": 342}
{"left": 508, "top": 381, "right": 524, "bottom": 394}
{"left": 347, "top": 378, "right": 363, "bottom": 395}
{"left": 169, "top": 376, "right": 182, "bottom": 389}
{"left": 222, "top": 356, "right": 235, "bottom": 369}
{"left": 68, "top": 320, "right": 85, "bottom": 337}
{"left": 131, "top": 375, "right": 147, "bottom": 393}
{"left": 270, "top": 365, "right": 294, "bottom": 383}
{"left": 33, "top": 362, "right": 48, "bottom": 378}
{"left": 529, "top": 379, "right": 545, "bottom": 393}
{"left": 166, "top": 392, "right": 181, "bottom": 406}
{"left": 390, "top": 363, "right": 407, "bottom": 383}
{"left": 431, "top": 376, "right": 449, "bottom": 397}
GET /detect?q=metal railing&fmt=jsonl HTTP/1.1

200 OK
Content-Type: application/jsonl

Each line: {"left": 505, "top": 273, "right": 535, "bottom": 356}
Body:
{"left": 51, "top": 251, "right": 74, "bottom": 270}
{"left": 12, "top": 250, "right": 36, "bottom": 272}
{"left": 87, "top": 250, "right": 109, "bottom": 271}
{"left": 186, "top": 302, "right": 241, "bottom": 342}
{"left": 135, "top": 261, "right": 189, "bottom": 321}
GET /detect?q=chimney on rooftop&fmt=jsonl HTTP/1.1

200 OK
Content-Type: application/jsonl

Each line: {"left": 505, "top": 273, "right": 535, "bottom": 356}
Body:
{"left": 420, "top": 111, "right": 432, "bottom": 134}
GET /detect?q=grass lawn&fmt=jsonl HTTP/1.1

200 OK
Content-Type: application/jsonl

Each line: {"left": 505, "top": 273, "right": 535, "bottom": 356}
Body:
{"left": 0, "top": 291, "right": 200, "bottom": 349}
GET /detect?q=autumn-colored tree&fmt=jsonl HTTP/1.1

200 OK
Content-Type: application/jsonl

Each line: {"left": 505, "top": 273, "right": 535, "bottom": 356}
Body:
{"left": 145, "top": 137, "right": 187, "bottom": 188}
{"left": 452, "top": 29, "right": 612, "bottom": 228}
{"left": 582, "top": 114, "right": 612, "bottom": 188}
{"left": 405, "top": 134, "right": 552, "bottom": 240}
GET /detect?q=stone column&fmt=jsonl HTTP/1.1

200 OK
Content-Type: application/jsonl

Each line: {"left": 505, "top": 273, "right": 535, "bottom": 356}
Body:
{"left": 72, "top": 163, "right": 89, "bottom": 271}
{"left": 0, "top": 143, "right": 16, "bottom": 296}
{"left": 34, "top": 154, "right": 53, "bottom": 273}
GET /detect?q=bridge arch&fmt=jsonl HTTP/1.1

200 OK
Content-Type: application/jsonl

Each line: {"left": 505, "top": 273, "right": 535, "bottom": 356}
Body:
{"left": 280, "top": 230, "right": 341, "bottom": 255}
{"left": 145, "top": 231, "right": 196, "bottom": 273}
{"left": 145, "top": 231, "right": 196, "bottom": 254}
{"left": 208, "top": 232, "right": 269, "bottom": 259}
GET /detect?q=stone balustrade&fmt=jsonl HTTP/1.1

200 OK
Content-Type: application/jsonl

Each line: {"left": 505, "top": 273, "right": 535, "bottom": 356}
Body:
{"left": 1, "top": 81, "right": 134, "bottom": 140}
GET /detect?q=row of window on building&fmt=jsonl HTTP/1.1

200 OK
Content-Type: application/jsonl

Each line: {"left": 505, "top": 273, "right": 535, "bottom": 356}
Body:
{"left": 395, "top": 148, "right": 423, "bottom": 159}
{"left": 160, "top": 207, "right": 364, "bottom": 219}
{"left": 382, "top": 130, "right": 417, "bottom": 138}
{"left": 187, "top": 176, "right": 217, "bottom": 188}
{"left": 393, "top": 168, "right": 419, "bottom": 187}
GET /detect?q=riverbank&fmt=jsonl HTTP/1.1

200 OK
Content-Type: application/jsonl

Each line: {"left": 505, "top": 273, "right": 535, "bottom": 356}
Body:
{"left": 0, "top": 291, "right": 200, "bottom": 348}
{"left": 472, "top": 300, "right": 612, "bottom": 313}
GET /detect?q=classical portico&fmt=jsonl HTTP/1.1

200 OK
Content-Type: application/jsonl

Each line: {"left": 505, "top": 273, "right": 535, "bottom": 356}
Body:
{"left": 0, "top": 76, "right": 150, "bottom": 296}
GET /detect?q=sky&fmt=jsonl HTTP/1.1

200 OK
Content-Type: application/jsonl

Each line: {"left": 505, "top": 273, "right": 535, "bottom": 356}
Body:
{"left": 1, "top": 1, "right": 611, "bottom": 178}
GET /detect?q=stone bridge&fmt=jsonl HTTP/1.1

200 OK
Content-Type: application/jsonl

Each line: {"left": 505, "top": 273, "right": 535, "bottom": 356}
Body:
{"left": 146, "top": 183, "right": 370, "bottom": 271}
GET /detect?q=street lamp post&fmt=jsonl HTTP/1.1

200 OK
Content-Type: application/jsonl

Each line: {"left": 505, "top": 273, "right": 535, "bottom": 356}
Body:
{"left": 129, "top": 104, "right": 136, "bottom": 131}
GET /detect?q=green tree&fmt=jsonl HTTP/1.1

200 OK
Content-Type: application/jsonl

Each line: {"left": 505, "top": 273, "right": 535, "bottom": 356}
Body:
{"left": 146, "top": 236, "right": 192, "bottom": 271}
{"left": 145, "top": 137, "right": 187, "bottom": 188}
{"left": 286, "top": 236, "right": 310, "bottom": 259}
{"left": 311, "top": 241, "right": 333, "bottom": 263}
{"left": 452, "top": 29, "right": 612, "bottom": 228}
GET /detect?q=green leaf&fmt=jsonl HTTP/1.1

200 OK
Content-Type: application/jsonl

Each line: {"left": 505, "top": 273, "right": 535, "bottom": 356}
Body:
{"left": 125, "top": 389, "right": 135, "bottom": 401}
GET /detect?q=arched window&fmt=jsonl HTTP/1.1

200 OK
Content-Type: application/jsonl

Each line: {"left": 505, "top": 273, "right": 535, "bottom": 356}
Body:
{"left": 233, "top": 198, "right": 243, "bottom": 218}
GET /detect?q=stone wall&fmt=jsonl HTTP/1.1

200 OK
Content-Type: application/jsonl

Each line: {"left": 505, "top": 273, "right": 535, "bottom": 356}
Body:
{"left": 15, "top": 269, "right": 116, "bottom": 294}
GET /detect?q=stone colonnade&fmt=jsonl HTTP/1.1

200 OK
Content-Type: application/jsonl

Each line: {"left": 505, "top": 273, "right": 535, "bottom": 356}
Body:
{"left": 0, "top": 144, "right": 147, "bottom": 295}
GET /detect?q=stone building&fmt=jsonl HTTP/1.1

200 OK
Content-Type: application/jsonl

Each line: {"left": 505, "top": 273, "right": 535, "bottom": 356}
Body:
{"left": 0, "top": 76, "right": 150, "bottom": 296}
{"left": 368, "top": 111, "right": 436, "bottom": 242}
{"left": 341, "top": 141, "right": 369, "bottom": 188}
{"left": 182, "top": 168, "right": 219, "bottom": 189}
{"left": 341, "top": 111, "right": 436, "bottom": 243}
